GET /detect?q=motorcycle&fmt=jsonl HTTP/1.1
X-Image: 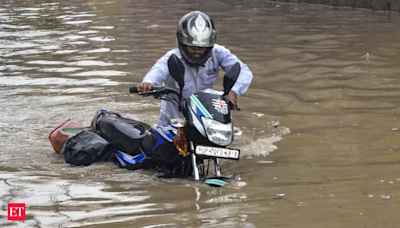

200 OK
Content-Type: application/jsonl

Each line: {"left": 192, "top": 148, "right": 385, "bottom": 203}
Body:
{"left": 92, "top": 54, "right": 242, "bottom": 187}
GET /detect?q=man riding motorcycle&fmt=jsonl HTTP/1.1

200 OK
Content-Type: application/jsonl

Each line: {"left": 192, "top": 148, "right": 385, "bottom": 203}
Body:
{"left": 137, "top": 11, "right": 253, "bottom": 124}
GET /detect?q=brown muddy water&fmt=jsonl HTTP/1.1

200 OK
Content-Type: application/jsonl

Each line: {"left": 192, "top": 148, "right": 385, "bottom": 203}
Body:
{"left": 1, "top": 0, "right": 400, "bottom": 227}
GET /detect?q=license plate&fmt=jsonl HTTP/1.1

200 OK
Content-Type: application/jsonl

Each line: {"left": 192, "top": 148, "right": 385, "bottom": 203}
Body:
{"left": 195, "top": 146, "right": 240, "bottom": 160}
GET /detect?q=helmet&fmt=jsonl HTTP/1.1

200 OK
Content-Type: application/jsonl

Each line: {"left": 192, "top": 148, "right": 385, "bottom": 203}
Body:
{"left": 177, "top": 11, "right": 217, "bottom": 67}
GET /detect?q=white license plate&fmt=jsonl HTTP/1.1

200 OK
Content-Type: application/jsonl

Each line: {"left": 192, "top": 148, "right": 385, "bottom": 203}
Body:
{"left": 195, "top": 146, "right": 240, "bottom": 160}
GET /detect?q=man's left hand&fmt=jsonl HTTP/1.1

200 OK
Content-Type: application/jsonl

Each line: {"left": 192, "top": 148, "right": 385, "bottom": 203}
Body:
{"left": 225, "top": 90, "right": 238, "bottom": 110}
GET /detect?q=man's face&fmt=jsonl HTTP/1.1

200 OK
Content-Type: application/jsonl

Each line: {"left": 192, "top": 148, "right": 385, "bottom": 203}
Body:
{"left": 186, "top": 46, "right": 206, "bottom": 60}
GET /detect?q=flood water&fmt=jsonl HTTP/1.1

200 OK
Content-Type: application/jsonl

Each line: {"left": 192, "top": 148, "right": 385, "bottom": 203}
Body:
{"left": 1, "top": 0, "right": 400, "bottom": 227}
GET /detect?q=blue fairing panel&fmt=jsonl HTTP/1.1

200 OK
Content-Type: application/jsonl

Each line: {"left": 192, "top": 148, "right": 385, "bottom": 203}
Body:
{"left": 143, "top": 124, "right": 177, "bottom": 154}
{"left": 158, "top": 123, "right": 178, "bottom": 130}
{"left": 116, "top": 151, "right": 146, "bottom": 165}
{"left": 197, "top": 107, "right": 204, "bottom": 121}
{"left": 143, "top": 128, "right": 167, "bottom": 154}
{"left": 163, "top": 129, "right": 175, "bottom": 141}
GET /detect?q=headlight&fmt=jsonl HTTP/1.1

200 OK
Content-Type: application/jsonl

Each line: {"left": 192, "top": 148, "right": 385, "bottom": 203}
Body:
{"left": 201, "top": 117, "right": 233, "bottom": 146}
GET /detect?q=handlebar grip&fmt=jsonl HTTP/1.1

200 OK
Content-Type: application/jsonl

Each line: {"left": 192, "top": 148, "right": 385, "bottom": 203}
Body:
{"left": 130, "top": 86, "right": 165, "bottom": 94}
{"left": 138, "top": 91, "right": 155, "bottom": 95}
{"left": 129, "top": 86, "right": 139, "bottom": 93}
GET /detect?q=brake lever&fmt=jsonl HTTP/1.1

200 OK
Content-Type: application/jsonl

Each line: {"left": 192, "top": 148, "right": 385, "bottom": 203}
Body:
{"left": 153, "top": 94, "right": 166, "bottom": 99}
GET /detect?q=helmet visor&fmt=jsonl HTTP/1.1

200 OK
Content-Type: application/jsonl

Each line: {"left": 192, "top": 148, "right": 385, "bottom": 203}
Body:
{"left": 180, "top": 44, "right": 213, "bottom": 66}
{"left": 186, "top": 46, "right": 208, "bottom": 60}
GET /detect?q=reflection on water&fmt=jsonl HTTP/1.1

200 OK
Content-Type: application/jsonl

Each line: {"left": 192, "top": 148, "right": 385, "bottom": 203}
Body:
{"left": 0, "top": 171, "right": 154, "bottom": 227}
{"left": 1, "top": 0, "right": 400, "bottom": 227}
{"left": 0, "top": 170, "right": 252, "bottom": 227}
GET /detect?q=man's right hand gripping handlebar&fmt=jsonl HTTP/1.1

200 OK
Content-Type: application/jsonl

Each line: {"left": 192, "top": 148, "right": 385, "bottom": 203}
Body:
{"left": 130, "top": 83, "right": 166, "bottom": 96}
{"left": 129, "top": 82, "right": 153, "bottom": 95}
{"left": 136, "top": 82, "right": 153, "bottom": 93}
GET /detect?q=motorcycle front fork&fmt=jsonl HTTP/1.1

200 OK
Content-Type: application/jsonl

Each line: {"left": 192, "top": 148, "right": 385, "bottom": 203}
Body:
{"left": 190, "top": 142, "right": 221, "bottom": 181}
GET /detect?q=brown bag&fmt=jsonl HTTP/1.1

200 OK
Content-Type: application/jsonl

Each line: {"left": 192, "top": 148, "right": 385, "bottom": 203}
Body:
{"left": 48, "top": 119, "right": 87, "bottom": 153}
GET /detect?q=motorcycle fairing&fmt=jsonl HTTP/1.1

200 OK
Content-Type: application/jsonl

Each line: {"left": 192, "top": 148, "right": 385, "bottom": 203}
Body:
{"left": 95, "top": 115, "right": 150, "bottom": 155}
{"left": 189, "top": 94, "right": 213, "bottom": 120}
{"left": 152, "top": 123, "right": 177, "bottom": 142}
{"left": 185, "top": 92, "right": 232, "bottom": 145}
{"left": 116, "top": 123, "right": 180, "bottom": 168}
{"left": 142, "top": 124, "right": 178, "bottom": 154}
{"left": 187, "top": 99, "right": 207, "bottom": 137}
{"left": 189, "top": 92, "right": 232, "bottom": 124}
{"left": 115, "top": 151, "right": 146, "bottom": 167}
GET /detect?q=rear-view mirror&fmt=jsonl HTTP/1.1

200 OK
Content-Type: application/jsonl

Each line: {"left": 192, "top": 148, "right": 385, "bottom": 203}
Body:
{"left": 223, "top": 62, "right": 241, "bottom": 96}
{"left": 168, "top": 54, "right": 185, "bottom": 89}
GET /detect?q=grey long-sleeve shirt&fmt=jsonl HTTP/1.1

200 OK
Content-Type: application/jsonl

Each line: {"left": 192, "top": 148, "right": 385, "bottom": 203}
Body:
{"left": 142, "top": 44, "right": 253, "bottom": 123}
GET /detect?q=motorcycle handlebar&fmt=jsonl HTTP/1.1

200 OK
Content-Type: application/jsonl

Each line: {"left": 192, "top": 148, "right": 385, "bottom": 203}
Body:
{"left": 129, "top": 86, "right": 164, "bottom": 94}
{"left": 130, "top": 86, "right": 241, "bottom": 110}
{"left": 228, "top": 100, "right": 241, "bottom": 111}
{"left": 129, "top": 86, "right": 139, "bottom": 93}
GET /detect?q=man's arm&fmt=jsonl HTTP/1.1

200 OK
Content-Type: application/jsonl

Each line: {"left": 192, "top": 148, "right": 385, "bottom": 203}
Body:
{"left": 216, "top": 45, "right": 253, "bottom": 96}
{"left": 138, "top": 51, "right": 172, "bottom": 91}
{"left": 215, "top": 45, "right": 253, "bottom": 108}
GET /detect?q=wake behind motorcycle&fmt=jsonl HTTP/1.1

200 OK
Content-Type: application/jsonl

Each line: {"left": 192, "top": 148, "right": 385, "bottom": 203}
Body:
{"left": 92, "top": 54, "right": 242, "bottom": 187}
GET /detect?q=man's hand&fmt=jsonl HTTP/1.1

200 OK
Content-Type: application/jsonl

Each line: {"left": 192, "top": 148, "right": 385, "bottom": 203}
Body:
{"left": 137, "top": 82, "right": 153, "bottom": 92}
{"left": 225, "top": 90, "right": 238, "bottom": 110}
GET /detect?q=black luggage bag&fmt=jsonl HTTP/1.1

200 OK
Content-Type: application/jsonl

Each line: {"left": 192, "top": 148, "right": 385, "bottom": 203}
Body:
{"left": 64, "top": 130, "right": 116, "bottom": 166}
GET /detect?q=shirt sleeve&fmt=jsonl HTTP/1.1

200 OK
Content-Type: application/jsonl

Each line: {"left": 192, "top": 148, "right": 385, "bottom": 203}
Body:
{"left": 142, "top": 51, "right": 172, "bottom": 85}
{"left": 216, "top": 45, "right": 253, "bottom": 97}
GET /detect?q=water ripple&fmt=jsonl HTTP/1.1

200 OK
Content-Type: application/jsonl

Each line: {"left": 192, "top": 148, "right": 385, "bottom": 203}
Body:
{"left": 1, "top": 0, "right": 400, "bottom": 227}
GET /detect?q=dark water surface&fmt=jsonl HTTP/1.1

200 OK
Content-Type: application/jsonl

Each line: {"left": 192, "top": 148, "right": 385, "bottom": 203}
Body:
{"left": 1, "top": 0, "right": 400, "bottom": 227}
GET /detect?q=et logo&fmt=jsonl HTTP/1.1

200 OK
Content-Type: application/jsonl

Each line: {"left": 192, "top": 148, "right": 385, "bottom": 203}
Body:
{"left": 8, "top": 203, "right": 25, "bottom": 220}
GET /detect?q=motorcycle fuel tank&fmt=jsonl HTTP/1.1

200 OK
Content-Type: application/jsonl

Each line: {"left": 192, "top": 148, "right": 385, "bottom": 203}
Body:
{"left": 96, "top": 116, "right": 151, "bottom": 155}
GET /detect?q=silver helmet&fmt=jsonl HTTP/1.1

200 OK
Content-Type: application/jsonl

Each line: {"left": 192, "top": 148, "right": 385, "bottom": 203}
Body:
{"left": 177, "top": 11, "right": 217, "bottom": 67}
